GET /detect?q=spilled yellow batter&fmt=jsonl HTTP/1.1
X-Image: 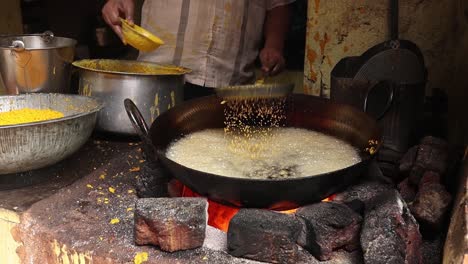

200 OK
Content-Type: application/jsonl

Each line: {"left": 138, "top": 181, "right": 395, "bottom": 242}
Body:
{"left": 0, "top": 108, "right": 64, "bottom": 126}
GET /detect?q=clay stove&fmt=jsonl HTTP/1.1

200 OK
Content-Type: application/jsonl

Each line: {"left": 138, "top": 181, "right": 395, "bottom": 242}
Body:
{"left": 131, "top": 136, "right": 463, "bottom": 264}
{"left": 2, "top": 138, "right": 466, "bottom": 264}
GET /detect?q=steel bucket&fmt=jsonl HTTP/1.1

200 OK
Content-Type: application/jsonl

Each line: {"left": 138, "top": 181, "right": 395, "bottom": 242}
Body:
{"left": 73, "top": 59, "right": 190, "bottom": 136}
{"left": 0, "top": 31, "right": 76, "bottom": 94}
{"left": 330, "top": 56, "right": 426, "bottom": 178}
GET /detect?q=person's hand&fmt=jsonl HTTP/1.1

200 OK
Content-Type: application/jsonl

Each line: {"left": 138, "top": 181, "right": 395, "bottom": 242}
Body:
{"left": 102, "top": 0, "right": 135, "bottom": 40}
{"left": 259, "top": 47, "right": 285, "bottom": 76}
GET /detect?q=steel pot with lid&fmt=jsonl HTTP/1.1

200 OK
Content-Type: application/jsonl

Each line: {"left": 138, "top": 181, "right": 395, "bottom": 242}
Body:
{"left": 0, "top": 31, "right": 77, "bottom": 94}
{"left": 73, "top": 59, "right": 191, "bottom": 136}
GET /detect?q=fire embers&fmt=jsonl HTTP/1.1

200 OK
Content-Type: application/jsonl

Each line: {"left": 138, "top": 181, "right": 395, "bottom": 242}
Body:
{"left": 134, "top": 197, "right": 208, "bottom": 252}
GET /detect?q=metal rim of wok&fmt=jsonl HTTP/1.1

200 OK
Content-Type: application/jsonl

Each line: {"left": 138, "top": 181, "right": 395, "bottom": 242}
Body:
{"left": 134, "top": 94, "right": 382, "bottom": 209}
{"left": 72, "top": 59, "right": 192, "bottom": 76}
{"left": 216, "top": 83, "right": 295, "bottom": 99}
{"left": 0, "top": 93, "right": 103, "bottom": 129}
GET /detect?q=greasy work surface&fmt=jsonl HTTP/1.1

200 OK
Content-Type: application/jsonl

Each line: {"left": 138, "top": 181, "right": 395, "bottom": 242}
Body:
{"left": 7, "top": 140, "right": 260, "bottom": 263}
{"left": 0, "top": 139, "right": 124, "bottom": 211}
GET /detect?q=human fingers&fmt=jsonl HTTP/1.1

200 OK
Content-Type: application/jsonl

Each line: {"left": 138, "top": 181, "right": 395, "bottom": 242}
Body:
{"left": 121, "top": 0, "right": 135, "bottom": 24}
{"left": 260, "top": 51, "right": 275, "bottom": 75}
{"left": 269, "top": 56, "right": 285, "bottom": 76}
{"left": 260, "top": 49, "right": 285, "bottom": 76}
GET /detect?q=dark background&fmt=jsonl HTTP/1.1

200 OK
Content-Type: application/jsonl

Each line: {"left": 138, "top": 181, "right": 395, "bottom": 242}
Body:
{"left": 21, "top": 0, "right": 307, "bottom": 68}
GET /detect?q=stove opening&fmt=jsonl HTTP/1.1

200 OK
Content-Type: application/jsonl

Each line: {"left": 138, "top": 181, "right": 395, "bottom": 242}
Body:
{"left": 171, "top": 180, "right": 336, "bottom": 232}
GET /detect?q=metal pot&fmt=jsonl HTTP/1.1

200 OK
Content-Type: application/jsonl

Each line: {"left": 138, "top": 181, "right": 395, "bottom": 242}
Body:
{"left": 73, "top": 59, "right": 190, "bottom": 135}
{"left": 0, "top": 31, "right": 77, "bottom": 94}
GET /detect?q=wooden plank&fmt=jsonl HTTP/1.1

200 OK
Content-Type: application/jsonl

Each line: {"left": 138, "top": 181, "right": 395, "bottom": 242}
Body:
{"left": 0, "top": 208, "right": 20, "bottom": 264}
{"left": 443, "top": 147, "right": 468, "bottom": 264}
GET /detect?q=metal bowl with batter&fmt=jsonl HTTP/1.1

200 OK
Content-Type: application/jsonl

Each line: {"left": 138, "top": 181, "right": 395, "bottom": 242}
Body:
{"left": 73, "top": 59, "right": 191, "bottom": 136}
{"left": 0, "top": 93, "right": 103, "bottom": 175}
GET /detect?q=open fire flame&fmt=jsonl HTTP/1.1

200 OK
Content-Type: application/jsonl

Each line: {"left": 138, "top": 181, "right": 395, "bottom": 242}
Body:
{"left": 176, "top": 181, "right": 336, "bottom": 232}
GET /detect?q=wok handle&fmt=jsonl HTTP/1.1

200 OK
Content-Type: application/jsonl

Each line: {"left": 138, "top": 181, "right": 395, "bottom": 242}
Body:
{"left": 124, "top": 98, "right": 150, "bottom": 137}
{"left": 363, "top": 81, "right": 395, "bottom": 120}
{"left": 124, "top": 98, "right": 158, "bottom": 161}
{"left": 124, "top": 98, "right": 158, "bottom": 162}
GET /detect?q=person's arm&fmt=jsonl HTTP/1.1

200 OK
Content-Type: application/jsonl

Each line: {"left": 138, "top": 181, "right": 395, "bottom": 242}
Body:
{"left": 102, "top": 0, "right": 135, "bottom": 40}
{"left": 260, "top": 4, "right": 292, "bottom": 76}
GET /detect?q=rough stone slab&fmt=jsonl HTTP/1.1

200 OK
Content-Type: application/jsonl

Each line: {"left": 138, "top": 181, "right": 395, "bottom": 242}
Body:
{"left": 418, "top": 171, "right": 441, "bottom": 188}
{"left": 342, "top": 199, "right": 365, "bottom": 215}
{"left": 227, "top": 209, "right": 307, "bottom": 264}
{"left": 0, "top": 139, "right": 117, "bottom": 211}
{"left": 135, "top": 159, "right": 171, "bottom": 198}
{"left": 296, "top": 249, "right": 364, "bottom": 264}
{"left": 334, "top": 181, "right": 394, "bottom": 206}
{"left": 10, "top": 140, "right": 262, "bottom": 264}
{"left": 408, "top": 165, "right": 426, "bottom": 187}
{"left": 413, "top": 140, "right": 449, "bottom": 175}
{"left": 421, "top": 238, "right": 443, "bottom": 264}
{"left": 399, "top": 145, "right": 419, "bottom": 173}
{"left": 361, "top": 190, "right": 422, "bottom": 264}
{"left": 135, "top": 197, "right": 207, "bottom": 252}
{"left": 319, "top": 250, "right": 364, "bottom": 264}
{"left": 398, "top": 178, "right": 417, "bottom": 203}
{"left": 296, "top": 202, "right": 362, "bottom": 261}
{"left": 410, "top": 183, "right": 452, "bottom": 232}
{"left": 419, "top": 136, "right": 449, "bottom": 150}
{"left": 203, "top": 225, "right": 227, "bottom": 252}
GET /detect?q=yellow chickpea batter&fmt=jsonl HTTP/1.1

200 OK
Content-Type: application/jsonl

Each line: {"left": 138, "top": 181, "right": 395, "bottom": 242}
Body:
{"left": 73, "top": 59, "right": 188, "bottom": 75}
{"left": 0, "top": 108, "right": 64, "bottom": 126}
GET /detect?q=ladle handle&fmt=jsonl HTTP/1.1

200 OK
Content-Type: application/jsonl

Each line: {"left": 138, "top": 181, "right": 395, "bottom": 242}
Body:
{"left": 124, "top": 98, "right": 156, "bottom": 160}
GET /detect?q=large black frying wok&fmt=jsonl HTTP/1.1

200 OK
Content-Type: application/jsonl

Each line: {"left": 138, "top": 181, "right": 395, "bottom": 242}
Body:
{"left": 125, "top": 94, "right": 381, "bottom": 210}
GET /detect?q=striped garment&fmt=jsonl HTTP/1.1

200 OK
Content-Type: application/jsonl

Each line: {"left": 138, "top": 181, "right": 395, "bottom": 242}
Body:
{"left": 138, "top": 0, "right": 295, "bottom": 88}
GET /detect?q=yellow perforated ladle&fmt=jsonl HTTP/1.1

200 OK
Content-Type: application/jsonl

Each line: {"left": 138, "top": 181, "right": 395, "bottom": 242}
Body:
{"left": 120, "top": 19, "right": 164, "bottom": 52}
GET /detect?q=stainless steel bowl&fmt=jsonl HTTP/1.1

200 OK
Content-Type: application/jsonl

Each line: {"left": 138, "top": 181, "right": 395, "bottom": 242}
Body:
{"left": 0, "top": 32, "right": 77, "bottom": 94}
{"left": 0, "top": 93, "right": 103, "bottom": 175}
{"left": 73, "top": 59, "right": 190, "bottom": 135}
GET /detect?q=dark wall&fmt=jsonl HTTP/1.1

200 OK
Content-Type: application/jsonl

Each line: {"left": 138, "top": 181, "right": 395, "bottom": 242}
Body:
{"left": 21, "top": 0, "right": 130, "bottom": 59}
